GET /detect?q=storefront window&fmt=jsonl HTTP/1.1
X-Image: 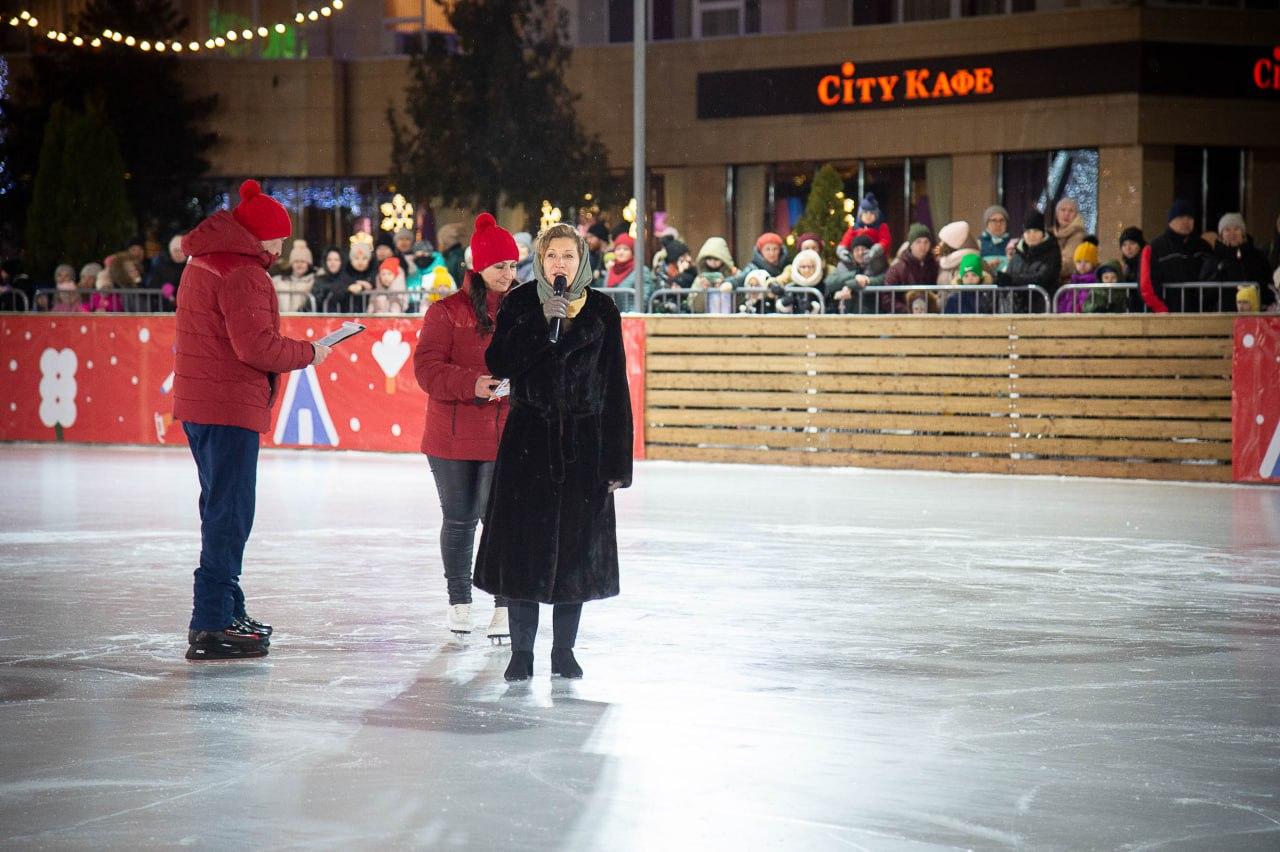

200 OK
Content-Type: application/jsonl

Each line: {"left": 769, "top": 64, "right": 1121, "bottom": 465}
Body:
{"left": 1174, "top": 147, "right": 1245, "bottom": 234}
{"left": 910, "top": 157, "right": 952, "bottom": 233}
{"left": 902, "top": 0, "right": 950, "bottom": 22}
{"left": 852, "top": 0, "right": 896, "bottom": 25}
{"left": 998, "top": 149, "right": 1098, "bottom": 234}
{"left": 862, "top": 159, "right": 907, "bottom": 245}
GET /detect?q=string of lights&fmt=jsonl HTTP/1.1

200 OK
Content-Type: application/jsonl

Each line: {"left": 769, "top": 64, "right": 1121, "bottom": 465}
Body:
{"left": 3, "top": 2, "right": 344, "bottom": 53}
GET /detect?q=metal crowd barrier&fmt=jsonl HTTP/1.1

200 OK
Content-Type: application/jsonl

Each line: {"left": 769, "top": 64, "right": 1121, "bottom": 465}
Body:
{"left": 322, "top": 289, "right": 431, "bottom": 314}
{"left": 33, "top": 287, "right": 172, "bottom": 312}
{"left": 647, "top": 285, "right": 826, "bottom": 315}
{"left": 852, "top": 284, "right": 1053, "bottom": 315}
{"left": 1052, "top": 282, "right": 1143, "bottom": 314}
{"left": 273, "top": 288, "right": 320, "bottom": 313}
{"left": 1164, "top": 282, "right": 1254, "bottom": 312}
{"left": 594, "top": 286, "right": 639, "bottom": 312}
{"left": 0, "top": 289, "right": 31, "bottom": 311}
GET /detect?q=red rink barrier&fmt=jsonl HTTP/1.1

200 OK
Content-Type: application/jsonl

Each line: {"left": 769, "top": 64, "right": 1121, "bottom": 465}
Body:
{"left": 0, "top": 313, "right": 648, "bottom": 459}
{"left": 1232, "top": 316, "right": 1280, "bottom": 483}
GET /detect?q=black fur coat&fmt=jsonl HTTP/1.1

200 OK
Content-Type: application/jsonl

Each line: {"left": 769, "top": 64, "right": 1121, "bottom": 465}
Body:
{"left": 474, "top": 282, "right": 633, "bottom": 604}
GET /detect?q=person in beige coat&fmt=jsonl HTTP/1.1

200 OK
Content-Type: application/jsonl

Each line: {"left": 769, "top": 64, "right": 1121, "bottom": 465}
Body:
{"left": 1050, "top": 198, "right": 1087, "bottom": 284}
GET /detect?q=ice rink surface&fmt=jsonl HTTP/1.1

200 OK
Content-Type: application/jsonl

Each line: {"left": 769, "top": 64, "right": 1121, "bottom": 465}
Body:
{"left": 1, "top": 443, "right": 1278, "bottom": 850}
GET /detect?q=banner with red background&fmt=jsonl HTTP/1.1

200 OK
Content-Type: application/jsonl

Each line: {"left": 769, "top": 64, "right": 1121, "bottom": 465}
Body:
{"left": 1232, "top": 316, "right": 1280, "bottom": 484}
{"left": 1, "top": 314, "right": 646, "bottom": 460}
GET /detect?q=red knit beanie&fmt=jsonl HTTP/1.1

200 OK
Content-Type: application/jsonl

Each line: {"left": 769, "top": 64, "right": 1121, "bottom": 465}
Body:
{"left": 613, "top": 233, "right": 635, "bottom": 250}
{"left": 756, "top": 232, "right": 784, "bottom": 250}
{"left": 378, "top": 256, "right": 401, "bottom": 277}
{"left": 469, "top": 212, "right": 518, "bottom": 272}
{"left": 232, "top": 180, "right": 291, "bottom": 241}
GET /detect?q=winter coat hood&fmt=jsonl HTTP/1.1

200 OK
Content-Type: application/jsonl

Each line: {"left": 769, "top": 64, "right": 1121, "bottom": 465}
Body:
{"left": 182, "top": 210, "right": 274, "bottom": 268}
{"left": 696, "top": 237, "right": 736, "bottom": 270}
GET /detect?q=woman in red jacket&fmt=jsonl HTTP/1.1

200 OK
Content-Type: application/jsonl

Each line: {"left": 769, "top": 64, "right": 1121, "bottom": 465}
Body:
{"left": 413, "top": 213, "right": 518, "bottom": 642}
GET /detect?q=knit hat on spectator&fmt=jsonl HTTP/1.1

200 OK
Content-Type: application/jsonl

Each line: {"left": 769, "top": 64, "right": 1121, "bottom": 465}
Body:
{"left": 1023, "top": 210, "right": 1046, "bottom": 232}
{"left": 938, "top": 221, "right": 970, "bottom": 250}
{"left": 468, "top": 212, "right": 518, "bottom": 271}
{"left": 756, "top": 232, "right": 785, "bottom": 251}
{"left": 983, "top": 205, "right": 1010, "bottom": 226}
{"left": 1218, "top": 212, "right": 1246, "bottom": 234}
{"left": 850, "top": 234, "right": 875, "bottom": 250}
{"left": 612, "top": 222, "right": 634, "bottom": 241}
{"left": 288, "top": 240, "right": 313, "bottom": 266}
{"left": 957, "top": 252, "right": 984, "bottom": 280}
{"left": 587, "top": 222, "right": 611, "bottom": 242}
{"left": 858, "top": 193, "right": 880, "bottom": 215}
{"left": 796, "top": 232, "right": 822, "bottom": 249}
{"left": 613, "top": 233, "right": 636, "bottom": 251}
{"left": 665, "top": 240, "right": 691, "bottom": 262}
{"left": 1073, "top": 242, "right": 1099, "bottom": 265}
{"left": 378, "top": 257, "right": 401, "bottom": 278}
{"left": 394, "top": 228, "right": 413, "bottom": 242}
{"left": 1096, "top": 260, "right": 1122, "bottom": 279}
{"left": 79, "top": 262, "right": 102, "bottom": 283}
{"left": 743, "top": 269, "right": 770, "bottom": 290}
{"left": 412, "top": 239, "right": 434, "bottom": 255}
{"left": 1119, "top": 226, "right": 1145, "bottom": 248}
{"left": 1237, "top": 285, "right": 1261, "bottom": 312}
{"left": 1168, "top": 199, "right": 1196, "bottom": 223}
{"left": 907, "top": 223, "right": 932, "bottom": 243}
{"left": 232, "top": 180, "right": 291, "bottom": 241}
{"left": 376, "top": 231, "right": 395, "bottom": 249}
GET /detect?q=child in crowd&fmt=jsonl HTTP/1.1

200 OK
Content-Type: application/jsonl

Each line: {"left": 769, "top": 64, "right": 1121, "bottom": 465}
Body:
{"left": 89, "top": 265, "right": 125, "bottom": 313}
{"left": 738, "top": 268, "right": 774, "bottom": 314}
{"left": 1083, "top": 261, "right": 1129, "bottom": 313}
{"left": 1236, "top": 285, "right": 1261, "bottom": 313}
{"left": 690, "top": 237, "right": 738, "bottom": 314}
{"left": 1058, "top": 240, "right": 1099, "bottom": 313}
{"left": 935, "top": 221, "right": 980, "bottom": 285}
{"left": 77, "top": 262, "right": 102, "bottom": 291}
{"left": 51, "top": 279, "right": 87, "bottom": 313}
{"left": 406, "top": 240, "right": 445, "bottom": 291}
{"left": 839, "top": 193, "right": 892, "bottom": 256}
{"left": 905, "top": 289, "right": 940, "bottom": 314}
{"left": 367, "top": 256, "right": 408, "bottom": 314}
{"left": 944, "top": 252, "right": 989, "bottom": 314}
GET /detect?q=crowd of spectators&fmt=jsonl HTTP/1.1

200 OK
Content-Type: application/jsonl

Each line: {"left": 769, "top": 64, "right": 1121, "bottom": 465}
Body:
{"left": 4, "top": 197, "right": 1278, "bottom": 316}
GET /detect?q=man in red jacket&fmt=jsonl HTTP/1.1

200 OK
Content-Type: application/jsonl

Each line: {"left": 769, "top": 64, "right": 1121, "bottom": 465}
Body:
{"left": 173, "top": 180, "right": 331, "bottom": 661}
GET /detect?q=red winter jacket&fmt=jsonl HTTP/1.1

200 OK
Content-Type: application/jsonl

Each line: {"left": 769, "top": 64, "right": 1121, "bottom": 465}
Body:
{"left": 840, "top": 222, "right": 893, "bottom": 256}
{"left": 172, "top": 211, "right": 315, "bottom": 433}
{"left": 414, "top": 285, "right": 510, "bottom": 460}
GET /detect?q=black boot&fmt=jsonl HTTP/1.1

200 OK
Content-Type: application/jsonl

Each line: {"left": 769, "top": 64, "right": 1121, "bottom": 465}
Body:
{"left": 504, "top": 650, "right": 534, "bottom": 681}
{"left": 186, "top": 628, "right": 269, "bottom": 661}
{"left": 550, "top": 648, "right": 583, "bottom": 679}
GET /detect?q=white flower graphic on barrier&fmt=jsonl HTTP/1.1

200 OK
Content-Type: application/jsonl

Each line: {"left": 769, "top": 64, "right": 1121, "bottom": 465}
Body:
{"left": 371, "top": 329, "right": 410, "bottom": 394}
{"left": 39, "top": 347, "right": 78, "bottom": 438}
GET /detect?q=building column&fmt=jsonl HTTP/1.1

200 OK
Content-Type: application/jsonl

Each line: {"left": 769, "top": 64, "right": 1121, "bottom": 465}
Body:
{"left": 1140, "top": 145, "right": 1176, "bottom": 241}
{"left": 950, "top": 153, "right": 996, "bottom": 231}
{"left": 1097, "top": 146, "right": 1144, "bottom": 251}
{"left": 660, "top": 166, "right": 729, "bottom": 258}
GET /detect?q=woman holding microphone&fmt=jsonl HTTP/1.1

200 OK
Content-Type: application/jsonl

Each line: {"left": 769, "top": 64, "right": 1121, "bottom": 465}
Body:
{"left": 413, "top": 213, "right": 519, "bottom": 641}
{"left": 474, "top": 223, "right": 633, "bottom": 681}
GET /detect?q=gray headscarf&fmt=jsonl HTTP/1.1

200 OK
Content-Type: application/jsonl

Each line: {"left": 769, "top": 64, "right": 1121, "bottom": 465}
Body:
{"left": 533, "top": 228, "right": 593, "bottom": 304}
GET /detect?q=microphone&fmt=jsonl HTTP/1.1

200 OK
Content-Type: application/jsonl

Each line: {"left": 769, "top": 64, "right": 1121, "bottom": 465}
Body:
{"left": 549, "top": 274, "right": 567, "bottom": 343}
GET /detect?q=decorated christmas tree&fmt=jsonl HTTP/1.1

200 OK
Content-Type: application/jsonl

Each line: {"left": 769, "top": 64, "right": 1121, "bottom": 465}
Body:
{"left": 790, "top": 164, "right": 847, "bottom": 264}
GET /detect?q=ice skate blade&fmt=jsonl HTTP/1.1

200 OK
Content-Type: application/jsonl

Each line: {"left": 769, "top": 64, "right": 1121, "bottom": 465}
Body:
{"left": 449, "top": 630, "right": 471, "bottom": 638}
{"left": 488, "top": 635, "right": 509, "bottom": 645}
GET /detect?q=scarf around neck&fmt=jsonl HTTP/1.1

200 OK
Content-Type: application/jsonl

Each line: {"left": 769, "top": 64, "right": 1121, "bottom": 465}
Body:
{"left": 534, "top": 232, "right": 594, "bottom": 305}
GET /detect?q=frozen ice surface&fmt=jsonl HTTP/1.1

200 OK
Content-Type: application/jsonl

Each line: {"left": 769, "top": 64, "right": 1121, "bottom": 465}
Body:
{"left": 1, "top": 443, "right": 1278, "bottom": 850}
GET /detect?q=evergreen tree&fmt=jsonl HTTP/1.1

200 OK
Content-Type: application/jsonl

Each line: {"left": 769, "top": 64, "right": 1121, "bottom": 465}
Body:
{"left": 791, "top": 164, "right": 847, "bottom": 264}
{"left": 23, "top": 102, "right": 135, "bottom": 279}
{"left": 23, "top": 104, "right": 73, "bottom": 280}
{"left": 389, "top": 0, "right": 613, "bottom": 226}
{"left": 1, "top": 0, "right": 216, "bottom": 243}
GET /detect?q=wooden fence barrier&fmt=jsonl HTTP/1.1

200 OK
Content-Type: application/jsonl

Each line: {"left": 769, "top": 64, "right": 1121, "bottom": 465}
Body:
{"left": 643, "top": 314, "right": 1235, "bottom": 482}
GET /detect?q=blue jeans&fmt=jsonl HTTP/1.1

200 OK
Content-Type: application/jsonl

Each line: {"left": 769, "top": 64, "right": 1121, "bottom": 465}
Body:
{"left": 184, "top": 422, "right": 259, "bottom": 631}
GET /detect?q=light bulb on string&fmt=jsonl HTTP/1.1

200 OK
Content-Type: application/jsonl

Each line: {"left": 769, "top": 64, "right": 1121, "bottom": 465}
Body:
{"left": 71, "top": 35, "right": 83, "bottom": 45}
{"left": 189, "top": 41, "right": 199, "bottom": 50}
{"left": 112, "top": 32, "right": 122, "bottom": 41}
{"left": 124, "top": 35, "right": 135, "bottom": 45}
{"left": 204, "top": 39, "right": 215, "bottom": 48}
{"left": 155, "top": 41, "right": 166, "bottom": 51}
{"left": 90, "top": 37, "right": 100, "bottom": 46}
{"left": 27, "top": 17, "right": 38, "bottom": 27}
{"left": 275, "top": 23, "right": 286, "bottom": 33}
{"left": 140, "top": 40, "right": 150, "bottom": 50}
{"left": 308, "top": 11, "right": 319, "bottom": 21}
{"left": 226, "top": 30, "right": 236, "bottom": 41}
{"left": 321, "top": 7, "right": 332, "bottom": 16}
{"left": 214, "top": 37, "right": 225, "bottom": 46}
{"left": 257, "top": 26, "right": 268, "bottom": 37}
{"left": 295, "top": 13, "right": 305, "bottom": 22}
{"left": 241, "top": 28, "right": 252, "bottom": 39}
{"left": 333, "top": 1, "right": 343, "bottom": 9}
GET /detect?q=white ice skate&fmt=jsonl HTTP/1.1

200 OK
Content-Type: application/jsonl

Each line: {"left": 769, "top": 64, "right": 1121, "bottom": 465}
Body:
{"left": 447, "top": 603, "right": 472, "bottom": 637}
{"left": 486, "top": 607, "right": 509, "bottom": 645}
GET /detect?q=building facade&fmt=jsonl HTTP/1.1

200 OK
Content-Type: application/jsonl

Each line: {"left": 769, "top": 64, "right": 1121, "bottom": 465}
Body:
{"left": 6, "top": 1, "right": 1279, "bottom": 259}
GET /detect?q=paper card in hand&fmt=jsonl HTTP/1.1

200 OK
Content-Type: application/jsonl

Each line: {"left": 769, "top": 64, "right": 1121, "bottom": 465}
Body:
{"left": 316, "top": 322, "right": 366, "bottom": 347}
{"left": 492, "top": 379, "right": 511, "bottom": 398}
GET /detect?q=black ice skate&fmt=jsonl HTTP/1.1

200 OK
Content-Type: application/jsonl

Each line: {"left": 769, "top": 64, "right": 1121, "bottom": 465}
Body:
{"left": 187, "top": 621, "right": 268, "bottom": 647}
{"left": 235, "top": 613, "right": 272, "bottom": 637}
{"left": 550, "top": 648, "right": 583, "bottom": 679}
{"left": 185, "top": 628, "right": 269, "bottom": 661}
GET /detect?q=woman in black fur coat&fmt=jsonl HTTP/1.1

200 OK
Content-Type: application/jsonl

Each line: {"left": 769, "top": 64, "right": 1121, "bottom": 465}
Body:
{"left": 474, "top": 222, "right": 633, "bottom": 682}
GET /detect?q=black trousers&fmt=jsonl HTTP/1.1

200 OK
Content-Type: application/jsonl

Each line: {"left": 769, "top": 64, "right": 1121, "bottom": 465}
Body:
{"left": 427, "top": 456, "right": 506, "bottom": 607}
{"left": 506, "top": 601, "right": 582, "bottom": 654}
